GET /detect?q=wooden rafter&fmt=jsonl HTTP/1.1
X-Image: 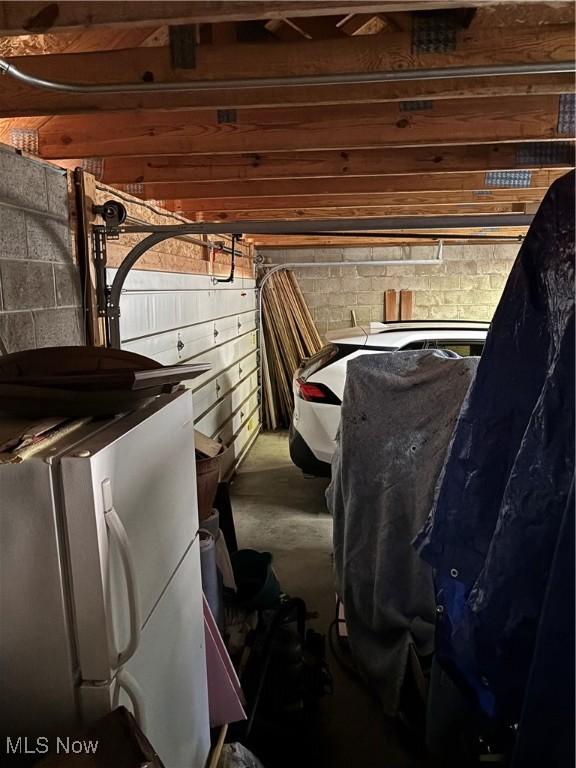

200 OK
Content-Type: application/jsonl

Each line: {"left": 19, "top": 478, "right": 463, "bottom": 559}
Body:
{"left": 168, "top": 201, "right": 530, "bottom": 221}
{"left": 113, "top": 169, "right": 566, "bottom": 201}
{"left": 0, "top": 23, "right": 572, "bottom": 116}
{"left": 2, "top": 71, "right": 571, "bottom": 117}
{"left": 34, "top": 96, "right": 567, "bottom": 160}
{"left": 51, "top": 142, "right": 575, "bottom": 184}
{"left": 161, "top": 188, "right": 546, "bottom": 214}
{"left": 251, "top": 228, "right": 529, "bottom": 247}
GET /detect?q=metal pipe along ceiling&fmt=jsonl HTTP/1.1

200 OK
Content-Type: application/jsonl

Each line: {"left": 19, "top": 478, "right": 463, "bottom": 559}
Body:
{"left": 0, "top": 58, "right": 574, "bottom": 94}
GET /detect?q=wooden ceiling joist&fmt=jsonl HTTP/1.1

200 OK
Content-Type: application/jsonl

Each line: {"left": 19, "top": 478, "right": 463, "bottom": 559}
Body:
{"left": 116, "top": 169, "right": 565, "bottom": 202}
{"left": 252, "top": 228, "right": 529, "bottom": 248}
{"left": 0, "top": 24, "right": 573, "bottom": 117}
{"left": 0, "top": 2, "right": 540, "bottom": 35}
{"left": 2, "top": 71, "right": 571, "bottom": 118}
{"left": 35, "top": 96, "right": 567, "bottom": 160}
{"left": 169, "top": 202, "right": 530, "bottom": 222}
{"left": 161, "top": 188, "right": 546, "bottom": 214}
{"left": 54, "top": 142, "right": 575, "bottom": 185}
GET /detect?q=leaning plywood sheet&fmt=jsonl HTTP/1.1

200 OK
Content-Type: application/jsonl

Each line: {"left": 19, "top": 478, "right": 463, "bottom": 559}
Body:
{"left": 327, "top": 350, "right": 478, "bottom": 715}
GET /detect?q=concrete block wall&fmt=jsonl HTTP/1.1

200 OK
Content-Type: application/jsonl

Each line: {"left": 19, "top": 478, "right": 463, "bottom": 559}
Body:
{"left": 0, "top": 146, "right": 84, "bottom": 353}
{"left": 261, "top": 243, "right": 520, "bottom": 335}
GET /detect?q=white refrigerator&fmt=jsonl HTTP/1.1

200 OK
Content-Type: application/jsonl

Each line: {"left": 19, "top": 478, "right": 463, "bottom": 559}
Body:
{"left": 0, "top": 390, "right": 211, "bottom": 767}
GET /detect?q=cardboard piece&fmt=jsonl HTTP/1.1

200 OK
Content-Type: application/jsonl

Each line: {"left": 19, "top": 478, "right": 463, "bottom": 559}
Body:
{"left": 195, "top": 430, "right": 224, "bottom": 459}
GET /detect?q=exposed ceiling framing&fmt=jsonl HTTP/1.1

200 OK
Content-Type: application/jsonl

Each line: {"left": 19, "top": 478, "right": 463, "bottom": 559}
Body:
{"left": 0, "top": 0, "right": 574, "bottom": 247}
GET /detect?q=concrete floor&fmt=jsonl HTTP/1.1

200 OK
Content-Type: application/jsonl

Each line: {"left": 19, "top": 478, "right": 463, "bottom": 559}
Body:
{"left": 231, "top": 431, "right": 430, "bottom": 768}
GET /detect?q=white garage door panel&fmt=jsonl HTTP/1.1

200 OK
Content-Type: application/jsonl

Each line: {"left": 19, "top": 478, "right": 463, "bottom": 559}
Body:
{"left": 184, "top": 332, "right": 258, "bottom": 392}
{"left": 109, "top": 267, "right": 260, "bottom": 475}
{"left": 119, "top": 288, "right": 256, "bottom": 341}
{"left": 220, "top": 410, "right": 260, "bottom": 478}
{"left": 215, "top": 391, "right": 259, "bottom": 445}
{"left": 196, "top": 371, "right": 259, "bottom": 436}
{"left": 192, "top": 351, "right": 258, "bottom": 418}
{"left": 121, "top": 311, "right": 256, "bottom": 366}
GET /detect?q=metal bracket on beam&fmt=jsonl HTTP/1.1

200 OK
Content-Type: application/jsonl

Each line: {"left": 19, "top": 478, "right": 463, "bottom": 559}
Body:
{"left": 217, "top": 109, "right": 238, "bottom": 124}
{"left": 169, "top": 25, "right": 197, "bottom": 69}
{"left": 399, "top": 100, "right": 433, "bottom": 111}
{"left": 516, "top": 141, "right": 575, "bottom": 166}
{"left": 558, "top": 94, "right": 575, "bottom": 136}
{"left": 120, "top": 182, "right": 145, "bottom": 196}
{"left": 412, "top": 11, "right": 459, "bottom": 53}
{"left": 10, "top": 128, "right": 39, "bottom": 155}
{"left": 80, "top": 157, "right": 104, "bottom": 180}
{"left": 485, "top": 170, "right": 533, "bottom": 188}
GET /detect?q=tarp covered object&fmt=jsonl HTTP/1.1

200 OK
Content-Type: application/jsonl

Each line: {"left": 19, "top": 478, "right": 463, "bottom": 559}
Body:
{"left": 415, "top": 170, "right": 575, "bottom": 721}
{"left": 327, "top": 350, "right": 478, "bottom": 715}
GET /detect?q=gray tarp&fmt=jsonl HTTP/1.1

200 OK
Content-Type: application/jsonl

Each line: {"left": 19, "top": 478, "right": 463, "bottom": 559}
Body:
{"left": 327, "top": 350, "right": 478, "bottom": 715}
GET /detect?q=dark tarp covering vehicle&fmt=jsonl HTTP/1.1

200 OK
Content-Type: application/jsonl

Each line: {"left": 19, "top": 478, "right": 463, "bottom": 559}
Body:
{"left": 415, "top": 171, "right": 575, "bottom": 760}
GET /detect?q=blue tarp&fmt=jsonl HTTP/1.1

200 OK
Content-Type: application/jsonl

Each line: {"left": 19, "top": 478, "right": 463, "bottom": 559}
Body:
{"left": 415, "top": 170, "right": 575, "bottom": 721}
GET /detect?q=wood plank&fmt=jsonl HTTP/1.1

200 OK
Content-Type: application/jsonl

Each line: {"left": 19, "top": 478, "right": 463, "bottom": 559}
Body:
{"left": 2, "top": 71, "right": 571, "bottom": 117}
{"left": 0, "top": 114, "right": 51, "bottom": 145}
{"left": 0, "top": 26, "right": 166, "bottom": 57}
{"left": 0, "top": 2, "right": 530, "bottom": 35}
{"left": 338, "top": 13, "right": 389, "bottom": 35}
{"left": 164, "top": 188, "right": 546, "bottom": 213}
{"left": 252, "top": 232, "right": 528, "bottom": 248}
{"left": 59, "top": 143, "right": 574, "bottom": 185}
{"left": 1, "top": 24, "right": 573, "bottom": 116}
{"left": 399, "top": 289, "right": 414, "bottom": 320}
{"left": 181, "top": 202, "right": 529, "bottom": 222}
{"left": 37, "top": 96, "right": 566, "bottom": 159}
{"left": 384, "top": 289, "right": 399, "bottom": 321}
{"left": 129, "top": 170, "right": 561, "bottom": 203}
{"left": 470, "top": 3, "right": 575, "bottom": 28}
{"left": 73, "top": 169, "right": 107, "bottom": 346}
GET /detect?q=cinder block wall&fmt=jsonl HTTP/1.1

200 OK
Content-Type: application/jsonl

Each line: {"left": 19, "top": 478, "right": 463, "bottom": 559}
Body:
{"left": 261, "top": 243, "right": 519, "bottom": 335}
{"left": 0, "top": 146, "right": 84, "bottom": 353}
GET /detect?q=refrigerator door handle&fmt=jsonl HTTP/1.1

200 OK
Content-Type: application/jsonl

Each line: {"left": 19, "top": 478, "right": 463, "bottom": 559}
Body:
{"left": 102, "top": 479, "right": 142, "bottom": 668}
{"left": 113, "top": 668, "right": 147, "bottom": 732}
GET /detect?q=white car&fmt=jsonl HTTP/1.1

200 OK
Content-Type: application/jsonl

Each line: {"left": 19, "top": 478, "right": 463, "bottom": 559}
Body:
{"left": 289, "top": 320, "right": 489, "bottom": 476}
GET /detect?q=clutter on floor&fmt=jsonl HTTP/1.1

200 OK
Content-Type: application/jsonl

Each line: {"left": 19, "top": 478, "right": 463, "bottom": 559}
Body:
{"left": 261, "top": 270, "right": 322, "bottom": 430}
